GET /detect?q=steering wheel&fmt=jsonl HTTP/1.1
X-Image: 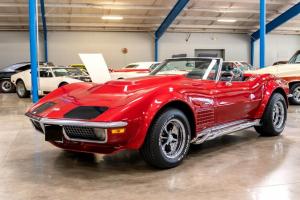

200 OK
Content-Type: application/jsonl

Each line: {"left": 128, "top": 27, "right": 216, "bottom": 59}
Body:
{"left": 232, "top": 67, "right": 244, "bottom": 81}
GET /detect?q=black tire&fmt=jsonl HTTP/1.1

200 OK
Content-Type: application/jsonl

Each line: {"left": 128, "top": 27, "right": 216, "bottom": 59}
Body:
{"left": 58, "top": 82, "right": 68, "bottom": 88}
{"left": 255, "top": 93, "right": 287, "bottom": 136}
{"left": 0, "top": 80, "right": 15, "bottom": 93}
{"left": 289, "top": 83, "right": 300, "bottom": 105}
{"left": 140, "top": 109, "right": 191, "bottom": 169}
{"left": 16, "top": 80, "right": 30, "bottom": 98}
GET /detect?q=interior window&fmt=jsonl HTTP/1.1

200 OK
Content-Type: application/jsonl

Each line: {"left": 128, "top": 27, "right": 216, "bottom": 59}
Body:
{"left": 39, "top": 68, "right": 53, "bottom": 78}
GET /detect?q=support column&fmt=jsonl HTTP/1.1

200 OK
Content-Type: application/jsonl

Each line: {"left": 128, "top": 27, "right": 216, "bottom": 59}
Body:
{"left": 29, "top": 0, "right": 39, "bottom": 103}
{"left": 250, "top": 38, "right": 254, "bottom": 66}
{"left": 259, "top": 0, "right": 266, "bottom": 68}
{"left": 154, "top": 37, "right": 158, "bottom": 62}
{"left": 40, "top": 0, "right": 48, "bottom": 62}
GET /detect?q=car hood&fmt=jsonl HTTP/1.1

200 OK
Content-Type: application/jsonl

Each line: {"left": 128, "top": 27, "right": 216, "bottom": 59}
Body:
{"left": 50, "top": 75, "right": 185, "bottom": 108}
{"left": 251, "top": 63, "right": 300, "bottom": 77}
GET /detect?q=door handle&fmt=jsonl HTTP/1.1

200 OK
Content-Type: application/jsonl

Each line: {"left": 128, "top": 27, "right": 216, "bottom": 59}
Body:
{"left": 225, "top": 82, "right": 232, "bottom": 86}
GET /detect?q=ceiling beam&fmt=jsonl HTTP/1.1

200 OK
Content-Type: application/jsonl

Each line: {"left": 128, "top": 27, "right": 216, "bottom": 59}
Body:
{"left": 193, "top": 0, "right": 297, "bottom": 5}
{"left": 1, "top": 13, "right": 300, "bottom": 24}
{"left": 0, "top": 22, "right": 298, "bottom": 31}
{"left": 0, "top": 2, "right": 282, "bottom": 15}
{"left": 155, "top": 0, "right": 190, "bottom": 40}
{"left": 251, "top": 2, "right": 300, "bottom": 40}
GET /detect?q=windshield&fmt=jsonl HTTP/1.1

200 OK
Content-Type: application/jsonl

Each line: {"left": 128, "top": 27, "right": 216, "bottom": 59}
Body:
{"left": 52, "top": 68, "right": 87, "bottom": 77}
{"left": 151, "top": 58, "right": 219, "bottom": 80}
{"left": 288, "top": 51, "right": 300, "bottom": 64}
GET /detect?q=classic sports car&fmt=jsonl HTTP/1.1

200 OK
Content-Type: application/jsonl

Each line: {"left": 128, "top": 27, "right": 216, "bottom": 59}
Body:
{"left": 252, "top": 50, "right": 300, "bottom": 105}
{"left": 11, "top": 66, "right": 91, "bottom": 98}
{"left": 110, "top": 62, "right": 160, "bottom": 79}
{"left": 25, "top": 57, "right": 289, "bottom": 168}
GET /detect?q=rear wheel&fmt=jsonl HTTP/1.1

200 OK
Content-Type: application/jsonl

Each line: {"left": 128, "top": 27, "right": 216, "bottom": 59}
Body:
{"left": 289, "top": 83, "right": 300, "bottom": 105}
{"left": 140, "top": 109, "right": 191, "bottom": 169}
{"left": 0, "top": 80, "right": 15, "bottom": 93}
{"left": 16, "top": 80, "right": 30, "bottom": 98}
{"left": 255, "top": 93, "right": 287, "bottom": 136}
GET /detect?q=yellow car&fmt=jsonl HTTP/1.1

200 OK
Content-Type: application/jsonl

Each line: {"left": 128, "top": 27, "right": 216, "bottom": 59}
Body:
{"left": 69, "top": 64, "right": 88, "bottom": 74}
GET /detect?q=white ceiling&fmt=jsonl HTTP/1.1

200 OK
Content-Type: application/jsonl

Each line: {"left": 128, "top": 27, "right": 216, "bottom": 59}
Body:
{"left": 0, "top": 0, "right": 299, "bottom": 35}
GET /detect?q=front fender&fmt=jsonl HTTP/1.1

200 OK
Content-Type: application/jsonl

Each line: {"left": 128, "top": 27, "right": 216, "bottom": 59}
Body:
{"left": 124, "top": 90, "right": 194, "bottom": 149}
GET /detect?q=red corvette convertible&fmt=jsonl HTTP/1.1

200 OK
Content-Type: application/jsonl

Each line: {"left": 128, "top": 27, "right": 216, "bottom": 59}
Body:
{"left": 26, "top": 58, "right": 289, "bottom": 168}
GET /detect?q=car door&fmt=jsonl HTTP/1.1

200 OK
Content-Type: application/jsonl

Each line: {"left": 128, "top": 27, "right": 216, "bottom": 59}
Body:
{"left": 39, "top": 68, "right": 54, "bottom": 93}
{"left": 214, "top": 80, "right": 251, "bottom": 124}
{"left": 214, "top": 63, "right": 259, "bottom": 124}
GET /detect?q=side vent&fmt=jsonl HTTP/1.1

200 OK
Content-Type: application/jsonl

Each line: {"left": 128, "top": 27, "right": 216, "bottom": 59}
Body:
{"left": 196, "top": 108, "right": 214, "bottom": 131}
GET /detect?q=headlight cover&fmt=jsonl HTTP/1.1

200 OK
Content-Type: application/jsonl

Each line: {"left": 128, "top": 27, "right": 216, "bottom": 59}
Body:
{"left": 32, "top": 102, "right": 56, "bottom": 115}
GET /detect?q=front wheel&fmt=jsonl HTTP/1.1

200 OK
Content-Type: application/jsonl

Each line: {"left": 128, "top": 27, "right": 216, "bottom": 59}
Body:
{"left": 289, "top": 83, "right": 300, "bottom": 105}
{"left": 16, "top": 80, "right": 30, "bottom": 98}
{"left": 255, "top": 93, "right": 287, "bottom": 136}
{"left": 0, "top": 80, "right": 15, "bottom": 93}
{"left": 140, "top": 109, "right": 191, "bottom": 169}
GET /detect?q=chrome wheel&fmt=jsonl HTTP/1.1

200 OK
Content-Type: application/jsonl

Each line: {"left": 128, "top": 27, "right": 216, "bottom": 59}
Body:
{"left": 1, "top": 80, "right": 12, "bottom": 92}
{"left": 272, "top": 101, "right": 285, "bottom": 129}
{"left": 292, "top": 86, "right": 300, "bottom": 103}
{"left": 17, "top": 82, "right": 25, "bottom": 96}
{"left": 159, "top": 119, "right": 186, "bottom": 159}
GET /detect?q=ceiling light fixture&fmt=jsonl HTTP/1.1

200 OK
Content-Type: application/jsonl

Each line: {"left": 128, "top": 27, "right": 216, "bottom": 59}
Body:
{"left": 217, "top": 19, "right": 237, "bottom": 23}
{"left": 102, "top": 15, "right": 124, "bottom": 20}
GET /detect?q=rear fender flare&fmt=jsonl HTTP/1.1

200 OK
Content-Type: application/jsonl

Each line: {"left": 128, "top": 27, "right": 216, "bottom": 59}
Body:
{"left": 254, "top": 81, "right": 288, "bottom": 118}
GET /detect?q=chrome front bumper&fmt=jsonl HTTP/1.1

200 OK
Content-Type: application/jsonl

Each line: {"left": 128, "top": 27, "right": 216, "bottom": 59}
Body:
{"left": 25, "top": 112, "right": 128, "bottom": 144}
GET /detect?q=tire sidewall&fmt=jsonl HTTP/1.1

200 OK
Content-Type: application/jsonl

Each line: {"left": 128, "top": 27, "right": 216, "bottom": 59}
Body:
{"left": 153, "top": 110, "right": 191, "bottom": 165}
{"left": 290, "top": 83, "right": 300, "bottom": 105}
{"left": 0, "top": 80, "right": 14, "bottom": 93}
{"left": 16, "top": 80, "right": 27, "bottom": 97}
{"left": 268, "top": 94, "right": 287, "bottom": 134}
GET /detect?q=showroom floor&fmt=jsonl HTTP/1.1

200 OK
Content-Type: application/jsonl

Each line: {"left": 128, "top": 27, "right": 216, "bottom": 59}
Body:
{"left": 0, "top": 93, "right": 300, "bottom": 200}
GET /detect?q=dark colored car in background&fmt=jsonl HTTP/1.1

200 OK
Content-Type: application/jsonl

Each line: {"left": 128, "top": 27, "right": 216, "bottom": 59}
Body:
{"left": 0, "top": 62, "right": 31, "bottom": 93}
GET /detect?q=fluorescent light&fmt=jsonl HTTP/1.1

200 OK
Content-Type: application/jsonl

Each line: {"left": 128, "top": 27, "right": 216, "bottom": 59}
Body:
{"left": 101, "top": 15, "right": 123, "bottom": 20}
{"left": 217, "top": 19, "right": 237, "bottom": 23}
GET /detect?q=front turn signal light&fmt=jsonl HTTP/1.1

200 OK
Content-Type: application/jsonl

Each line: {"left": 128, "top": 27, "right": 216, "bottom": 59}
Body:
{"left": 111, "top": 128, "right": 126, "bottom": 134}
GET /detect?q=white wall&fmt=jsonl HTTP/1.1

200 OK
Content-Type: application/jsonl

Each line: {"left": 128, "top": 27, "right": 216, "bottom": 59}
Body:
{"left": 159, "top": 32, "right": 251, "bottom": 62}
{"left": 0, "top": 32, "right": 30, "bottom": 67}
{"left": 48, "top": 31, "right": 154, "bottom": 68}
{"left": 253, "top": 34, "right": 300, "bottom": 67}
{"left": 0, "top": 31, "right": 299, "bottom": 69}
{"left": 0, "top": 31, "right": 154, "bottom": 69}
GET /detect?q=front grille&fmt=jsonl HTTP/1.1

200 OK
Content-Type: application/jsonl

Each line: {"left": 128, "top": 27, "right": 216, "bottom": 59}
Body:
{"left": 63, "top": 126, "right": 99, "bottom": 141}
{"left": 31, "top": 120, "right": 43, "bottom": 133}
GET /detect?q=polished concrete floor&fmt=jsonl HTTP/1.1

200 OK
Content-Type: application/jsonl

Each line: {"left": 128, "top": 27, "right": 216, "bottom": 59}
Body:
{"left": 0, "top": 93, "right": 300, "bottom": 200}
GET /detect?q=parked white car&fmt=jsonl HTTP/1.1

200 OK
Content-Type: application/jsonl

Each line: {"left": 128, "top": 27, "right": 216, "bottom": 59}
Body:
{"left": 11, "top": 66, "right": 91, "bottom": 98}
{"left": 110, "top": 62, "right": 160, "bottom": 79}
